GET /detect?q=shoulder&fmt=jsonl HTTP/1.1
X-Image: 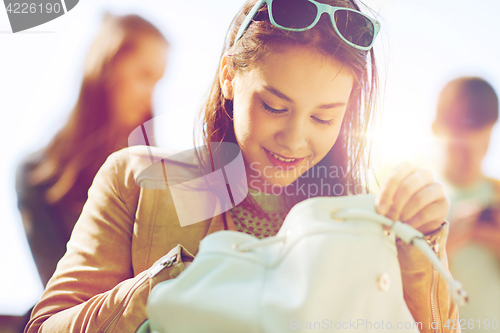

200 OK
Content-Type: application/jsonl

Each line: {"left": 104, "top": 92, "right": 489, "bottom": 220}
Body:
{"left": 101, "top": 146, "right": 202, "bottom": 191}
{"left": 15, "top": 149, "right": 48, "bottom": 198}
{"left": 16, "top": 149, "right": 45, "bottom": 177}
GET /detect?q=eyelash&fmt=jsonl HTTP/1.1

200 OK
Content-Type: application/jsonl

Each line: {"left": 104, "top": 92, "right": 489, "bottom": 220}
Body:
{"left": 262, "top": 102, "right": 286, "bottom": 114}
{"left": 261, "top": 102, "right": 334, "bottom": 126}
{"left": 312, "top": 117, "right": 334, "bottom": 126}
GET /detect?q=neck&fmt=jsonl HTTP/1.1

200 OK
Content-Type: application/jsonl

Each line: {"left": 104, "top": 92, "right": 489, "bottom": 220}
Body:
{"left": 441, "top": 162, "right": 483, "bottom": 187}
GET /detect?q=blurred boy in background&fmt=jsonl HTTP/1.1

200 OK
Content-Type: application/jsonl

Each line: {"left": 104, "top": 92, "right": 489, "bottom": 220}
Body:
{"left": 432, "top": 77, "right": 500, "bottom": 325}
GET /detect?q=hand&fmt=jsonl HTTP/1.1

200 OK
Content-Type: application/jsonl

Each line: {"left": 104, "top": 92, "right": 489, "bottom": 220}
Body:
{"left": 375, "top": 162, "right": 449, "bottom": 235}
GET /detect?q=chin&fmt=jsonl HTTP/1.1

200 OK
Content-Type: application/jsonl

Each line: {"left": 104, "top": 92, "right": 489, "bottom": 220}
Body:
{"left": 251, "top": 173, "right": 300, "bottom": 194}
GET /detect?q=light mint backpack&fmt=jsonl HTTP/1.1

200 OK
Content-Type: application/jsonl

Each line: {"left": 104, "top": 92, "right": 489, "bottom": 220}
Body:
{"left": 142, "top": 194, "right": 467, "bottom": 333}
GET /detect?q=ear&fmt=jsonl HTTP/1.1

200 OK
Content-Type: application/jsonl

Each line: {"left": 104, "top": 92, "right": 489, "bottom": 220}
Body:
{"left": 219, "top": 54, "right": 234, "bottom": 100}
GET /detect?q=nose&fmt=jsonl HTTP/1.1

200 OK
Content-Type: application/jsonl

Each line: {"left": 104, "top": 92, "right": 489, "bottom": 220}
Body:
{"left": 275, "top": 115, "right": 308, "bottom": 153}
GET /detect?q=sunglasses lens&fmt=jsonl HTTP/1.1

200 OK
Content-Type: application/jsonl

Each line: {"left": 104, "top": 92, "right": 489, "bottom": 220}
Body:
{"left": 334, "top": 9, "right": 374, "bottom": 48}
{"left": 271, "top": 0, "right": 318, "bottom": 29}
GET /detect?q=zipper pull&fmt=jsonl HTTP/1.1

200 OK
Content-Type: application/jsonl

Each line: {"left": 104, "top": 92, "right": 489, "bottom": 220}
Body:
{"left": 147, "top": 254, "right": 177, "bottom": 278}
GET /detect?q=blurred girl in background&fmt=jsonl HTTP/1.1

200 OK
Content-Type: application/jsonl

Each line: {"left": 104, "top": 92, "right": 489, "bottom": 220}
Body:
{"left": 16, "top": 13, "right": 169, "bottom": 287}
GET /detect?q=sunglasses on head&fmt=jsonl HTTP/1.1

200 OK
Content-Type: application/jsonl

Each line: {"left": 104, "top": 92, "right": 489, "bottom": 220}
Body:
{"left": 235, "top": 0, "right": 380, "bottom": 51}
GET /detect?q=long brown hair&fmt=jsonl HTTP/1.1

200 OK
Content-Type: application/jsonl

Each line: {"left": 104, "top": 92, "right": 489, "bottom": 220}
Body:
{"left": 30, "top": 13, "right": 168, "bottom": 205}
{"left": 196, "top": 0, "right": 378, "bottom": 214}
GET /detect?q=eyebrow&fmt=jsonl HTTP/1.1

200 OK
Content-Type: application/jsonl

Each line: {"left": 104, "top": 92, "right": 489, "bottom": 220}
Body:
{"left": 264, "top": 86, "right": 346, "bottom": 109}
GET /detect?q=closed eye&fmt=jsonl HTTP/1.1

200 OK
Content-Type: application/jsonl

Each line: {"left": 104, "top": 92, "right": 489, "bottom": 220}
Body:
{"left": 311, "top": 116, "right": 334, "bottom": 126}
{"left": 262, "top": 101, "right": 287, "bottom": 115}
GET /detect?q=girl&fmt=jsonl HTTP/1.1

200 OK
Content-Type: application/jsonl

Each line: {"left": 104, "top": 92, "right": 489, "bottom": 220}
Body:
{"left": 16, "top": 13, "right": 168, "bottom": 287}
{"left": 25, "top": 1, "right": 458, "bottom": 332}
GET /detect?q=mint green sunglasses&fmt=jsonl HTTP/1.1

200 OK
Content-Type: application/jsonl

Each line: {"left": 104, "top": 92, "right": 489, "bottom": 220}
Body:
{"left": 235, "top": 0, "right": 380, "bottom": 51}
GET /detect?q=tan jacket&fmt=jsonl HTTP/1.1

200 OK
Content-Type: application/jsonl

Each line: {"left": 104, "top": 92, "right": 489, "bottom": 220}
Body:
{"left": 25, "top": 147, "right": 460, "bottom": 333}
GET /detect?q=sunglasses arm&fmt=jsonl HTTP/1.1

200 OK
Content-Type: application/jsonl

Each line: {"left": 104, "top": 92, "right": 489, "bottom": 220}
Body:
{"left": 235, "top": 0, "right": 266, "bottom": 42}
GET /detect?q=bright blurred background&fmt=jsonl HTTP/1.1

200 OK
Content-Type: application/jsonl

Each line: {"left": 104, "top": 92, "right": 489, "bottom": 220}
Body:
{"left": 0, "top": 0, "right": 499, "bottom": 318}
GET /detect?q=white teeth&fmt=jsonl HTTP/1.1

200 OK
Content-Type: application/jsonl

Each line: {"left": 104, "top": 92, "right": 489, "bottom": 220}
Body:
{"left": 270, "top": 152, "right": 296, "bottom": 162}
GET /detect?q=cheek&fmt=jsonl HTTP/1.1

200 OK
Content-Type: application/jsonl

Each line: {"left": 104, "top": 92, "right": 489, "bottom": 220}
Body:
{"left": 116, "top": 66, "right": 145, "bottom": 100}
{"left": 473, "top": 145, "right": 489, "bottom": 164}
{"left": 312, "top": 119, "right": 344, "bottom": 159}
{"left": 233, "top": 107, "right": 251, "bottom": 149}
{"left": 479, "top": 137, "right": 491, "bottom": 156}
{"left": 122, "top": 76, "right": 141, "bottom": 99}
{"left": 110, "top": 76, "right": 133, "bottom": 104}
{"left": 315, "top": 137, "right": 336, "bottom": 162}
{"left": 233, "top": 97, "right": 269, "bottom": 150}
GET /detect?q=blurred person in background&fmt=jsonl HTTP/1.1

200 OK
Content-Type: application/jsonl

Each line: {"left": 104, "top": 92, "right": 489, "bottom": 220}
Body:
{"left": 16, "top": 12, "right": 169, "bottom": 289}
{"left": 432, "top": 76, "right": 500, "bottom": 325}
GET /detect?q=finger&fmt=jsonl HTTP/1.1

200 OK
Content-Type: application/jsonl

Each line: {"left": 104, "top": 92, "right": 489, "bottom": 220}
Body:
{"left": 386, "top": 169, "right": 435, "bottom": 221}
{"left": 399, "top": 182, "right": 446, "bottom": 222}
{"left": 376, "top": 161, "right": 417, "bottom": 216}
{"left": 405, "top": 200, "right": 449, "bottom": 234}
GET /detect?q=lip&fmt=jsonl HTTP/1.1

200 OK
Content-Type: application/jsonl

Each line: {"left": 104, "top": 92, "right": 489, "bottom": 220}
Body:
{"left": 264, "top": 148, "right": 306, "bottom": 170}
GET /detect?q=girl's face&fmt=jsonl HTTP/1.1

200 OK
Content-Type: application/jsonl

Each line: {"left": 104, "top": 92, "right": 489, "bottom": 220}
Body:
{"left": 221, "top": 47, "right": 354, "bottom": 192}
{"left": 108, "top": 35, "right": 168, "bottom": 129}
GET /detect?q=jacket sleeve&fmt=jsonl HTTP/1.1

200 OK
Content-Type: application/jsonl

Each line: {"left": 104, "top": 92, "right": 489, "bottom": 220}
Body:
{"left": 397, "top": 222, "right": 461, "bottom": 333}
{"left": 24, "top": 151, "right": 175, "bottom": 333}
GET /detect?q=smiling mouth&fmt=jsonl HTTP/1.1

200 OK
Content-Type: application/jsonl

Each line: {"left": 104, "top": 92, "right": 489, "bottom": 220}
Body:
{"left": 264, "top": 148, "right": 306, "bottom": 169}
{"left": 269, "top": 151, "right": 297, "bottom": 162}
